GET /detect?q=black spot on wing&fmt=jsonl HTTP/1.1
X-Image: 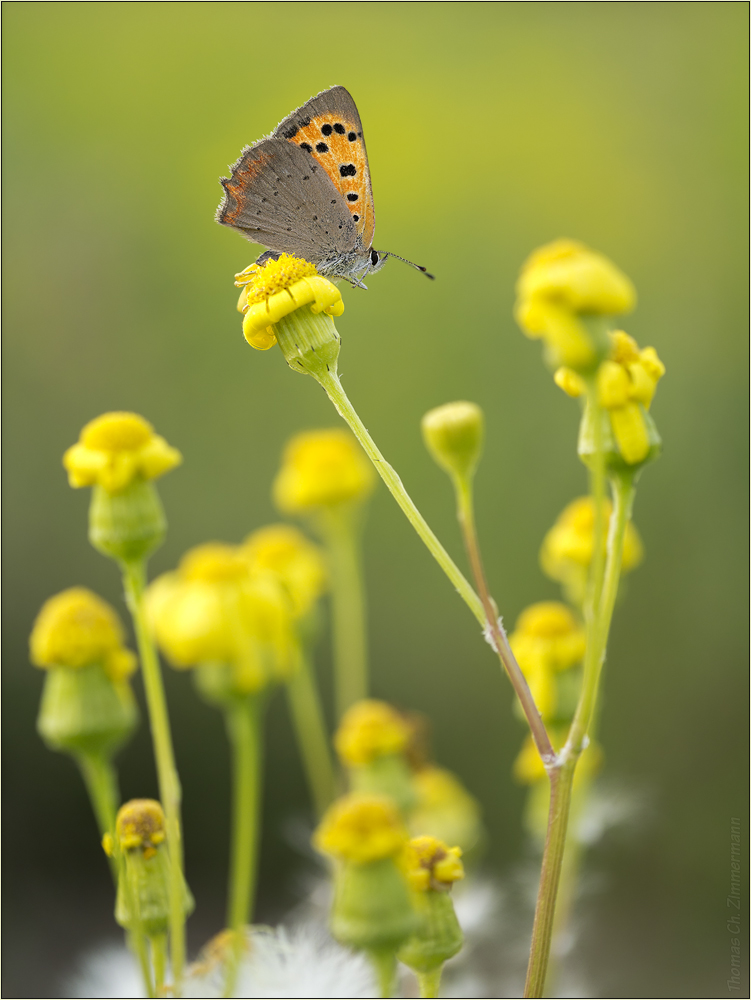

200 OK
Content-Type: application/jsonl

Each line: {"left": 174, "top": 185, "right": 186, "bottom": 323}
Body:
{"left": 333, "top": 123, "right": 345, "bottom": 134}
{"left": 300, "top": 142, "right": 312, "bottom": 152}
{"left": 321, "top": 123, "right": 333, "bottom": 136}
{"left": 346, "top": 193, "right": 359, "bottom": 202}
{"left": 315, "top": 142, "right": 329, "bottom": 153}
{"left": 339, "top": 163, "right": 356, "bottom": 177}
{"left": 348, "top": 131, "right": 357, "bottom": 142}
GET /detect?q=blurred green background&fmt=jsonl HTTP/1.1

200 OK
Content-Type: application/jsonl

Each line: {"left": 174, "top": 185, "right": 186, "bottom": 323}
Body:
{"left": 3, "top": 2, "right": 747, "bottom": 996}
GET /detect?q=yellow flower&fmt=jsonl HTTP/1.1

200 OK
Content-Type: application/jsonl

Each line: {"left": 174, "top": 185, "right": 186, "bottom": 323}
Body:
{"left": 235, "top": 254, "right": 344, "bottom": 351}
{"left": 515, "top": 239, "right": 636, "bottom": 371}
{"left": 541, "top": 496, "right": 643, "bottom": 603}
{"left": 242, "top": 524, "right": 327, "bottom": 617}
{"left": 30, "top": 587, "right": 137, "bottom": 682}
{"left": 404, "top": 835, "right": 464, "bottom": 893}
{"left": 63, "top": 412, "right": 182, "bottom": 494}
{"left": 335, "top": 699, "right": 412, "bottom": 767}
{"left": 512, "top": 602, "right": 586, "bottom": 671}
{"left": 595, "top": 331, "right": 665, "bottom": 465}
{"left": 410, "top": 766, "right": 483, "bottom": 855}
{"left": 114, "top": 798, "right": 166, "bottom": 858}
{"left": 273, "top": 428, "right": 376, "bottom": 514}
{"left": 147, "top": 542, "right": 294, "bottom": 692}
{"left": 313, "top": 793, "right": 408, "bottom": 865}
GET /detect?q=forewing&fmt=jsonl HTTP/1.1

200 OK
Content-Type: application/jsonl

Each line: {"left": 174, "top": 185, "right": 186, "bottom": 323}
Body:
{"left": 216, "top": 138, "right": 358, "bottom": 260}
{"left": 273, "top": 85, "right": 376, "bottom": 248}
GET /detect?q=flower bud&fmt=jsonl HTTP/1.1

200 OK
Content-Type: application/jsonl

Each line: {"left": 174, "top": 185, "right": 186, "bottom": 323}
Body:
{"left": 31, "top": 588, "right": 138, "bottom": 757}
{"left": 241, "top": 524, "right": 327, "bottom": 618}
{"left": 314, "top": 793, "right": 417, "bottom": 953}
{"left": 63, "top": 412, "right": 180, "bottom": 563}
{"left": 109, "top": 799, "right": 194, "bottom": 936}
{"left": 421, "top": 401, "right": 484, "bottom": 483}
{"left": 335, "top": 700, "right": 417, "bottom": 815}
{"left": 398, "top": 836, "right": 464, "bottom": 976}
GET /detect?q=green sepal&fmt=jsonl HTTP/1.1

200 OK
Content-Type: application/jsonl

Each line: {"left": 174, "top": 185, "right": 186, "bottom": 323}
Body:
{"left": 89, "top": 479, "right": 166, "bottom": 563}
{"left": 37, "top": 663, "right": 138, "bottom": 758}
{"left": 273, "top": 305, "right": 341, "bottom": 380}
{"left": 330, "top": 857, "right": 419, "bottom": 952}
{"left": 115, "top": 844, "right": 194, "bottom": 937}
{"left": 398, "top": 888, "right": 464, "bottom": 973}
{"left": 349, "top": 754, "right": 417, "bottom": 817}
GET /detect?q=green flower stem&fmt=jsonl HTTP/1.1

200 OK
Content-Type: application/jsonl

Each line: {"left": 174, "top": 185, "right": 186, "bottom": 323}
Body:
{"left": 317, "top": 506, "right": 369, "bottom": 718}
{"left": 223, "top": 694, "right": 262, "bottom": 999}
{"left": 523, "top": 470, "right": 637, "bottom": 997}
{"left": 317, "top": 370, "right": 555, "bottom": 755}
{"left": 121, "top": 559, "right": 186, "bottom": 995}
{"left": 317, "top": 370, "right": 485, "bottom": 626}
{"left": 418, "top": 968, "right": 443, "bottom": 998}
{"left": 150, "top": 932, "right": 168, "bottom": 997}
{"left": 77, "top": 750, "right": 120, "bottom": 881}
{"left": 286, "top": 644, "right": 336, "bottom": 816}
{"left": 368, "top": 948, "right": 397, "bottom": 999}
{"left": 455, "top": 476, "right": 555, "bottom": 762}
{"left": 127, "top": 929, "right": 155, "bottom": 999}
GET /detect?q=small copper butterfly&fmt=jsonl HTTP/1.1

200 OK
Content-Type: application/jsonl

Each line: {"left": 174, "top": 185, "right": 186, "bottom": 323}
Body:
{"left": 216, "top": 85, "right": 433, "bottom": 287}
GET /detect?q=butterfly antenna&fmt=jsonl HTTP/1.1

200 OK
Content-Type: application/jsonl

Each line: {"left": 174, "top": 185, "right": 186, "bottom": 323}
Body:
{"left": 382, "top": 252, "right": 435, "bottom": 280}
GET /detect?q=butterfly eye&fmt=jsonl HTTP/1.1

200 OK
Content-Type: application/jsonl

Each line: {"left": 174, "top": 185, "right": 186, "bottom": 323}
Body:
{"left": 370, "top": 250, "right": 379, "bottom": 266}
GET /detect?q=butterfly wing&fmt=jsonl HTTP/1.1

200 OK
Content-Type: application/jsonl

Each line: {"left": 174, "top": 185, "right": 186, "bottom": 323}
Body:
{"left": 273, "top": 85, "right": 376, "bottom": 249}
{"left": 216, "top": 138, "right": 359, "bottom": 262}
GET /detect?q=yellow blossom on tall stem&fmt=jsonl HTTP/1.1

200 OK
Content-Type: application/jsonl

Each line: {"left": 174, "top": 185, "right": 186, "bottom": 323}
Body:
{"left": 63, "top": 410, "right": 186, "bottom": 992}
{"left": 30, "top": 587, "right": 138, "bottom": 869}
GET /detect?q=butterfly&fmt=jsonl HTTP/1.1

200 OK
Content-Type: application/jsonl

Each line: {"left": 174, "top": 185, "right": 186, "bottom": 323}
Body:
{"left": 215, "top": 85, "right": 433, "bottom": 288}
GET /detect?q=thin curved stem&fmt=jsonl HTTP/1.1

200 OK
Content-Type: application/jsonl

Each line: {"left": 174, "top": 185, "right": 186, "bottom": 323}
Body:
{"left": 455, "top": 477, "right": 554, "bottom": 762}
{"left": 317, "top": 369, "right": 554, "bottom": 760}
{"left": 122, "top": 559, "right": 186, "bottom": 995}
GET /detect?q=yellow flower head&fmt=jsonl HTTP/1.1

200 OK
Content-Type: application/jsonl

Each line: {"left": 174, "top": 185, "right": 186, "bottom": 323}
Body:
{"left": 515, "top": 239, "right": 636, "bottom": 371}
{"left": 242, "top": 524, "right": 327, "bottom": 617}
{"left": 63, "top": 412, "right": 182, "bottom": 494}
{"left": 313, "top": 793, "right": 408, "bottom": 865}
{"left": 147, "top": 542, "right": 294, "bottom": 690}
{"left": 235, "top": 254, "right": 344, "bottom": 350}
{"left": 541, "top": 496, "right": 643, "bottom": 596}
{"left": 335, "top": 699, "right": 413, "bottom": 767}
{"left": 410, "top": 767, "right": 483, "bottom": 855}
{"left": 404, "top": 835, "right": 464, "bottom": 893}
{"left": 30, "top": 587, "right": 137, "bottom": 682}
{"left": 113, "top": 798, "right": 166, "bottom": 859}
{"left": 512, "top": 602, "right": 586, "bottom": 671}
{"left": 273, "top": 428, "right": 376, "bottom": 514}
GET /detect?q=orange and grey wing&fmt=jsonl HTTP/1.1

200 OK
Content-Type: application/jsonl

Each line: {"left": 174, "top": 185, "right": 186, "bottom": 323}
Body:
{"left": 273, "top": 85, "right": 376, "bottom": 249}
{"left": 216, "top": 138, "right": 358, "bottom": 260}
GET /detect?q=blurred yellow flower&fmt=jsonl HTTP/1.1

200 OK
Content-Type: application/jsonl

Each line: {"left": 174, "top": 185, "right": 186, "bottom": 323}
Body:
{"left": 273, "top": 428, "right": 376, "bottom": 514}
{"left": 404, "top": 835, "right": 464, "bottom": 892}
{"left": 515, "top": 239, "right": 636, "bottom": 371}
{"left": 63, "top": 412, "right": 181, "bottom": 494}
{"left": 242, "top": 524, "right": 327, "bottom": 618}
{"left": 235, "top": 254, "right": 344, "bottom": 350}
{"left": 147, "top": 542, "right": 294, "bottom": 692}
{"left": 410, "top": 766, "right": 484, "bottom": 855}
{"left": 313, "top": 793, "right": 408, "bottom": 865}
{"left": 541, "top": 495, "right": 643, "bottom": 604}
{"left": 30, "top": 587, "right": 136, "bottom": 682}
{"left": 335, "top": 699, "right": 412, "bottom": 767}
